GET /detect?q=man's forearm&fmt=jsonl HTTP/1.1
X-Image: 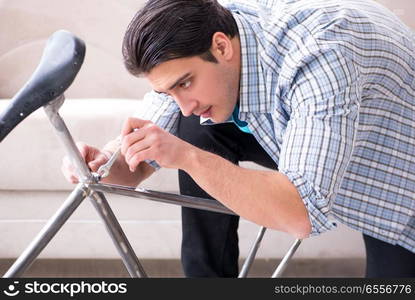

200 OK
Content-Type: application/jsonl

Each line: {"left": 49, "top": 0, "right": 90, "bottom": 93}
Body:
{"left": 181, "top": 147, "right": 311, "bottom": 238}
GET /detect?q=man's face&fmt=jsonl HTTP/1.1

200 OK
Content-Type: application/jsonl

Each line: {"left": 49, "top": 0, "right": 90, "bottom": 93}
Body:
{"left": 146, "top": 54, "right": 239, "bottom": 123}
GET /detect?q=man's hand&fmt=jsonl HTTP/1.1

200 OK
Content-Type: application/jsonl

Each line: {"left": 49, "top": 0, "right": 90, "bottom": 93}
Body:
{"left": 61, "top": 140, "right": 155, "bottom": 186}
{"left": 121, "top": 117, "right": 194, "bottom": 171}
{"left": 61, "top": 142, "right": 111, "bottom": 183}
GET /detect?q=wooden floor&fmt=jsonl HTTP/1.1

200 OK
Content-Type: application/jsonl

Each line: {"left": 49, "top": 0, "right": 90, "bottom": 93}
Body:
{"left": 0, "top": 258, "right": 365, "bottom": 278}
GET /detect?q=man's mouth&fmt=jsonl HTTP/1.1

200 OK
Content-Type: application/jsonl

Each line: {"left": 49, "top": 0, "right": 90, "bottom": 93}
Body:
{"left": 199, "top": 106, "right": 212, "bottom": 118}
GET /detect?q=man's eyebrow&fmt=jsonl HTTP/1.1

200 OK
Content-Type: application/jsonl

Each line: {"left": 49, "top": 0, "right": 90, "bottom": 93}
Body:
{"left": 153, "top": 72, "right": 192, "bottom": 94}
{"left": 167, "top": 72, "right": 192, "bottom": 90}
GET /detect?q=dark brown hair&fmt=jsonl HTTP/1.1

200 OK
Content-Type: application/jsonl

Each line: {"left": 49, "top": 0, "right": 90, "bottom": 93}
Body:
{"left": 122, "top": 0, "right": 238, "bottom": 76}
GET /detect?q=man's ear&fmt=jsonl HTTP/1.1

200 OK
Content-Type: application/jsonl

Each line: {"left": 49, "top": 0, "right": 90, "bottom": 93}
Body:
{"left": 211, "top": 32, "right": 234, "bottom": 61}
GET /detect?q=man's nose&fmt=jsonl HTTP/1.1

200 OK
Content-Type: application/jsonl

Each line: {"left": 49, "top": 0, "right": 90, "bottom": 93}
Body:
{"left": 176, "top": 97, "right": 198, "bottom": 117}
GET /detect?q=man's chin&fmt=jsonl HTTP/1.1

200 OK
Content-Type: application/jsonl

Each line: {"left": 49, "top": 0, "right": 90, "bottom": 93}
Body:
{"left": 205, "top": 110, "right": 233, "bottom": 123}
{"left": 210, "top": 116, "right": 224, "bottom": 123}
{"left": 213, "top": 113, "right": 233, "bottom": 123}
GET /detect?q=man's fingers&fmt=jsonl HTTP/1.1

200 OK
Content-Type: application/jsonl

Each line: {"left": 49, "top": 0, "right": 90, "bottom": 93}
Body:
{"left": 88, "top": 152, "right": 111, "bottom": 171}
{"left": 120, "top": 119, "right": 160, "bottom": 170}
{"left": 128, "top": 148, "right": 153, "bottom": 172}
{"left": 121, "top": 129, "right": 146, "bottom": 155}
{"left": 62, "top": 147, "right": 106, "bottom": 180}
{"left": 88, "top": 161, "right": 99, "bottom": 172}
{"left": 121, "top": 122, "right": 158, "bottom": 156}
{"left": 75, "top": 141, "right": 88, "bottom": 159}
{"left": 69, "top": 175, "right": 79, "bottom": 184}
{"left": 121, "top": 117, "right": 151, "bottom": 136}
{"left": 61, "top": 156, "right": 79, "bottom": 183}
{"left": 125, "top": 140, "right": 152, "bottom": 167}
{"left": 61, "top": 142, "right": 108, "bottom": 183}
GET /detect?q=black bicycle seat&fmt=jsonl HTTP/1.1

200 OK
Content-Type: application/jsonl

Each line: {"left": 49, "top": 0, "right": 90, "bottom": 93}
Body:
{"left": 0, "top": 30, "right": 85, "bottom": 142}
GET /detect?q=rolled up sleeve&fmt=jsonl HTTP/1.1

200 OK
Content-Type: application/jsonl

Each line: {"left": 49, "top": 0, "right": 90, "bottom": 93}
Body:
{"left": 279, "top": 48, "right": 361, "bottom": 235}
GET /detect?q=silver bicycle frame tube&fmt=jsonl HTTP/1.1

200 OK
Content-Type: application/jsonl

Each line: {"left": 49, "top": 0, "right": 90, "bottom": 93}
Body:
{"left": 272, "top": 238, "right": 302, "bottom": 278}
{"left": 89, "top": 183, "right": 235, "bottom": 216}
{"left": 3, "top": 183, "right": 88, "bottom": 278}
{"left": 88, "top": 191, "right": 147, "bottom": 277}
{"left": 238, "top": 226, "right": 266, "bottom": 278}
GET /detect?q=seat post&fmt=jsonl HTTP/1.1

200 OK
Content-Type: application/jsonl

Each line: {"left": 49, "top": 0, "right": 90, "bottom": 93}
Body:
{"left": 43, "top": 95, "right": 94, "bottom": 183}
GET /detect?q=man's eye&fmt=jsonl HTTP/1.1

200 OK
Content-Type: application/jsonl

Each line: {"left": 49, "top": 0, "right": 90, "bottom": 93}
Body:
{"left": 179, "top": 80, "right": 191, "bottom": 89}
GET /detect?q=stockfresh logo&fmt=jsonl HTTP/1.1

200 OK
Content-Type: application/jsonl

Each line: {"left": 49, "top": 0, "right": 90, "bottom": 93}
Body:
{"left": 3, "top": 281, "right": 20, "bottom": 297}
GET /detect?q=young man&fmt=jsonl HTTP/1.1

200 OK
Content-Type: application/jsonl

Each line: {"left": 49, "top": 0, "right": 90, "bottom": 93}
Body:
{"left": 62, "top": 0, "right": 415, "bottom": 277}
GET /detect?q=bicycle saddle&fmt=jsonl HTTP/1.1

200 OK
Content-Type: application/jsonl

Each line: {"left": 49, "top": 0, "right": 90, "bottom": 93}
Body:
{"left": 0, "top": 30, "right": 85, "bottom": 142}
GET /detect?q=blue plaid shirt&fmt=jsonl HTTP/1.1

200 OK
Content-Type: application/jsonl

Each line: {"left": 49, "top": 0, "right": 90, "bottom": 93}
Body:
{"left": 135, "top": 0, "right": 415, "bottom": 252}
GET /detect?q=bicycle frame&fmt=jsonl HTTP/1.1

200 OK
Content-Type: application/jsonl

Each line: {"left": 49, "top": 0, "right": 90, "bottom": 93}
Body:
{"left": 1, "top": 31, "right": 302, "bottom": 278}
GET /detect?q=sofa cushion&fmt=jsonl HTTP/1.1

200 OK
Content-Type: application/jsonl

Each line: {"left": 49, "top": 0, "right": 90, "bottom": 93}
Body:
{"left": 0, "top": 98, "right": 178, "bottom": 192}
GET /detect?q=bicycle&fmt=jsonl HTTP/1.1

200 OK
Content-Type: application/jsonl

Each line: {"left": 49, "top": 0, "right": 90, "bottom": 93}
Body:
{"left": 0, "top": 30, "right": 302, "bottom": 278}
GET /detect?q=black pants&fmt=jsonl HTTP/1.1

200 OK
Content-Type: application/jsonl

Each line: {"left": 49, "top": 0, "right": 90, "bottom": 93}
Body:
{"left": 363, "top": 234, "right": 415, "bottom": 277}
{"left": 177, "top": 115, "right": 277, "bottom": 277}
{"left": 177, "top": 114, "right": 415, "bottom": 278}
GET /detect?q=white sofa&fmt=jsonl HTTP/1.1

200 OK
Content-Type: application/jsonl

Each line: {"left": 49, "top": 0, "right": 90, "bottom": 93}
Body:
{"left": 1, "top": 0, "right": 412, "bottom": 264}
